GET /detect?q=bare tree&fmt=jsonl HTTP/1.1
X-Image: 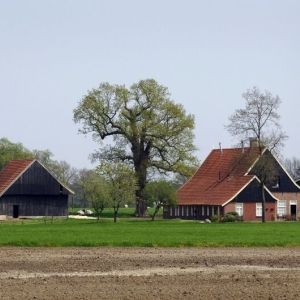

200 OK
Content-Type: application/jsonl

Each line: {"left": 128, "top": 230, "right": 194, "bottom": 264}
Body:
{"left": 226, "top": 86, "right": 287, "bottom": 222}
{"left": 226, "top": 86, "right": 287, "bottom": 154}
{"left": 284, "top": 157, "right": 300, "bottom": 180}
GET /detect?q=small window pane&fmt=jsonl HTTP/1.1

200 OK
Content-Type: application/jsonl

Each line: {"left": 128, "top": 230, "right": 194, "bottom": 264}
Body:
{"left": 235, "top": 203, "right": 243, "bottom": 216}
{"left": 256, "top": 203, "right": 262, "bottom": 217}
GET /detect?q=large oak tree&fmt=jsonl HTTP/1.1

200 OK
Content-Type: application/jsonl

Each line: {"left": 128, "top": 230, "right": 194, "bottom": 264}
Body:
{"left": 73, "top": 79, "right": 197, "bottom": 216}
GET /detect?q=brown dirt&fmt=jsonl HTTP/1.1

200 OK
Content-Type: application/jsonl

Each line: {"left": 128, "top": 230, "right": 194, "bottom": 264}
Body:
{"left": 0, "top": 247, "right": 300, "bottom": 299}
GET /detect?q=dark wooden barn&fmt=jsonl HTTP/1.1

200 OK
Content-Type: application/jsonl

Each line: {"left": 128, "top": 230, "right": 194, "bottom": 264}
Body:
{"left": 0, "top": 159, "right": 74, "bottom": 218}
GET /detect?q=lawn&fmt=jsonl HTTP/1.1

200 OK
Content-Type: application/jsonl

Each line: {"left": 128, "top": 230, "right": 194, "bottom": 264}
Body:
{"left": 0, "top": 219, "right": 300, "bottom": 247}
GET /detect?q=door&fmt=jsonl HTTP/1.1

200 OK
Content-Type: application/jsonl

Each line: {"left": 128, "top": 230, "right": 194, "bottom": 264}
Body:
{"left": 13, "top": 205, "right": 19, "bottom": 218}
{"left": 291, "top": 205, "right": 297, "bottom": 220}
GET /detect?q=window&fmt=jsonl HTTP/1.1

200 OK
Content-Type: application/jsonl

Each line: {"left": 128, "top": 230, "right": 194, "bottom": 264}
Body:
{"left": 256, "top": 203, "right": 262, "bottom": 217}
{"left": 235, "top": 203, "right": 243, "bottom": 216}
{"left": 277, "top": 200, "right": 286, "bottom": 217}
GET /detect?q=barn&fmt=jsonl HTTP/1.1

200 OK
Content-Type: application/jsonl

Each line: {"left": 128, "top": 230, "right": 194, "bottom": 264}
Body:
{"left": 164, "top": 142, "right": 300, "bottom": 221}
{"left": 0, "top": 159, "right": 74, "bottom": 218}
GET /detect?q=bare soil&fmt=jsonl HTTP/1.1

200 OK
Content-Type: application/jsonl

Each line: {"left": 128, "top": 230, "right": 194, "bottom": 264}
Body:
{"left": 0, "top": 247, "right": 300, "bottom": 299}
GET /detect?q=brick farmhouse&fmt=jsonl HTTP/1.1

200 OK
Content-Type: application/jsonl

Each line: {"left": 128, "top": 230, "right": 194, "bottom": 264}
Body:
{"left": 164, "top": 142, "right": 300, "bottom": 221}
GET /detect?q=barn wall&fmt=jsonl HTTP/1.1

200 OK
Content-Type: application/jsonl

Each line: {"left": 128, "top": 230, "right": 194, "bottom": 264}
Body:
{"left": 5, "top": 161, "right": 69, "bottom": 195}
{"left": 0, "top": 195, "right": 68, "bottom": 216}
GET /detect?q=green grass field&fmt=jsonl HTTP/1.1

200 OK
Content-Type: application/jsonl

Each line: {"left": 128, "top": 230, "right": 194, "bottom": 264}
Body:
{"left": 0, "top": 218, "right": 300, "bottom": 247}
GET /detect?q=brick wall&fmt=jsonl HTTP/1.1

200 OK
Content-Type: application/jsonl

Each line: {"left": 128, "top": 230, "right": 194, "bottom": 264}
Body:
{"left": 224, "top": 202, "right": 276, "bottom": 221}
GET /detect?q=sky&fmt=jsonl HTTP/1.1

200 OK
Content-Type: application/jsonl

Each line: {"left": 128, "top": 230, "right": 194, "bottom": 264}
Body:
{"left": 0, "top": 0, "right": 299, "bottom": 169}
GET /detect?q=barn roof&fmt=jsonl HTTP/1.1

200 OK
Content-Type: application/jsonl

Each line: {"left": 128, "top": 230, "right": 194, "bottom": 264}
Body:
{"left": 0, "top": 159, "right": 74, "bottom": 197}
{"left": 177, "top": 147, "right": 276, "bottom": 206}
{"left": 0, "top": 160, "right": 34, "bottom": 197}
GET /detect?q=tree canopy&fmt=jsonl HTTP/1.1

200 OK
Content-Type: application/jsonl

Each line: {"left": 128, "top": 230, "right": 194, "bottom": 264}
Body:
{"left": 226, "top": 86, "right": 287, "bottom": 153}
{"left": 144, "top": 180, "right": 177, "bottom": 221}
{"left": 0, "top": 138, "right": 33, "bottom": 169}
{"left": 74, "top": 79, "right": 197, "bottom": 216}
{"left": 97, "top": 162, "right": 137, "bottom": 222}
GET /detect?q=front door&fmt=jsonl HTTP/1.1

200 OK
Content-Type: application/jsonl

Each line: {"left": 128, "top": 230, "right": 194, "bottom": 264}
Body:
{"left": 13, "top": 205, "right": 19, "bottom": 218}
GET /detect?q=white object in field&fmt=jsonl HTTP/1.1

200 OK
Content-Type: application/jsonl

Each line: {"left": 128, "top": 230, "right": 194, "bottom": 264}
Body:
{"left": 77, "top": 210, "right": 85, "bottom": 216}
{"left": 0, "top": 215, "right": 7, "bottom": 220}
{"left": 85, "top": 209, "right": 93, "bottom": 215}
{"left": 124, "top": 204, "right": 128, "bottom": 208}
{"left": 205, "top": 219, "right": 211, "bottom": 223}
{"left": 69, "top": 215, "right": 96, "bottom": 220}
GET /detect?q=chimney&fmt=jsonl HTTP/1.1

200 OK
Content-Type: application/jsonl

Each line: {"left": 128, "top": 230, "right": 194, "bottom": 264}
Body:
{"left": 241, "top": 140, "right": 245, "bottom": 153}
{"left": 219, "top": 142, "right": 223, "bottom": 154}
{"left": 249, "top": 137, "right": 259, "bottom": 148}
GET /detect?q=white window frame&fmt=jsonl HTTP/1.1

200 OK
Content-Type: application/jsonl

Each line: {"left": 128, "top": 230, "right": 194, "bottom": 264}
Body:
{"left": 256, "top": 203, "right": 262, "bottom": 217}
{"left": 290, "top": 200, "right": 297, "bottom": 205}
{"left": 277, "top": 200, "right": 286, "bottom": 217}
{"left": 235, "top": 203, "right": 243, "bottom": 216}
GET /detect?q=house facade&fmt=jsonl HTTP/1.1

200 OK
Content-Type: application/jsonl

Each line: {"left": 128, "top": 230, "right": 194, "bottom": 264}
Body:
{"left": 0, "top": 159, "right": 74, "bottom": 218}
{"left": 164, "top": 144, "right": 300, "bottom": 221}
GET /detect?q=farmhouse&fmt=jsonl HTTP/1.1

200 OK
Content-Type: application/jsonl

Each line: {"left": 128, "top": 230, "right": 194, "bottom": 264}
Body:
{"left": 0, "top": 159, "right": 74, "bottom": 218}
{"left": 164, "top": 141, "right": 300, "bottom": 221}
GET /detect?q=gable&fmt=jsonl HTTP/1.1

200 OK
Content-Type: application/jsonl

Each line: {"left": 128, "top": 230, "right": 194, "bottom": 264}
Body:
{"left": 230, "top": 178, "right": 276, "bottom": 203}
{"left": 249, "top": 150, "right": 300, "bottom": 193}
{"left": 4, "top": 161, "right": 71, "bottom": 196}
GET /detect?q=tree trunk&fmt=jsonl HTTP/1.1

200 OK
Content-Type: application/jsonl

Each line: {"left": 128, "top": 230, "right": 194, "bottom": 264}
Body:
{"left": 131, "top": 136, "right": 151, "bottom": 218}
{"left": 113, "top": 208, "right": 118, "bottom": 223}
{"left": 261, "top": 184, "right": 266, "bottom": 223}
{"left": 136, "top": 192, "right": 146, "bottom": 217}
{"left": 151, "top": 205, "right": 160, "bottom": 221}
{"left": 134, "top": 163, "right": 148, "bottom": 217}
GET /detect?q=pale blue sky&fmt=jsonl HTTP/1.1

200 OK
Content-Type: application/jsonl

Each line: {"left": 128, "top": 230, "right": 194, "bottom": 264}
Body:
{"left": 0, "top": 0, "right": 299, "bottom": 168}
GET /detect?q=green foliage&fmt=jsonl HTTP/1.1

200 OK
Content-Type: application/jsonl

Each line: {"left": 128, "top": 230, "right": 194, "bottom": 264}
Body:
{"left": 73, "top": 79, "right": 198, "bottom": 215}
{"left": 144, "top": 180, "right": 177, "bottom": 220}
{"left": 144, "top": 180, "right": 177, "bottom": 207}
{"left": 1, "top": 220, "right": 300, "bottom": 247}
{"left": 222, "top": 212, "right": 242, "bottom": 222}
{"left": 0, "top": 138, "right": 33, "bottom": 170}
{"left": 80, "top": 171, "right": 110, "bottom": 221}
{"left": 210, "top": 215, "right": 220, "bottom": 223}
{"left": 97, "top": 162, "right": 137, "bottom": 222}
{"left": 33, "top": 149, "right": 77, "bottom": 186}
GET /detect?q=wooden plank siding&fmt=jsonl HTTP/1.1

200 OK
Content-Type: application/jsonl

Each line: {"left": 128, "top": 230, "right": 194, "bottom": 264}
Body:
{"left": 0, "top": 161, "right": 69, "bottom": 217}
{"left": 5, "top": 161, "right": 69, "bottom": 196}
{"left": 0, "top": 195, "right": 68, "bottom": 216}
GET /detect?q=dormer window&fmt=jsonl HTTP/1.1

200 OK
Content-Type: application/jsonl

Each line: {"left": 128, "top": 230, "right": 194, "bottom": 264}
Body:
{"left": 272, "top": 176, "right": 280, "bottom": 189}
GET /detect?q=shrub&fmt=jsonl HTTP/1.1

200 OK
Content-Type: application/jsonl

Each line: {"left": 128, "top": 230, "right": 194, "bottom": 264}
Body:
{"left": 210, "top": 215, "right": 220, "bottom": 223}
{"left": 222, "top": 211, "right": 242, "bottom": 222}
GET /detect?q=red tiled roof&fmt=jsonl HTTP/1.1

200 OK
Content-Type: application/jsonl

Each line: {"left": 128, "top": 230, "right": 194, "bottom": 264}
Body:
{"left": 0, "top": 160, "right": 34, "bottom": 197}
{"left": 178, "top": 147, "right": 261, "bottom": 206}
